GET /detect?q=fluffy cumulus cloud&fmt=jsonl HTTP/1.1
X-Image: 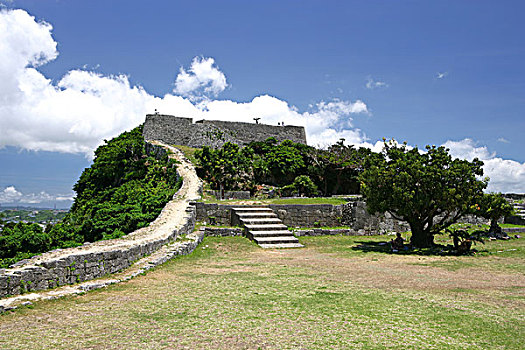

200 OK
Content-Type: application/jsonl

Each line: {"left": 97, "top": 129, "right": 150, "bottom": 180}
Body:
{"left": 0, "top": 186, "right": 73, "bottom": 204}
{"left": 173, "top": 56, "right": 228, "bottom": 99}
{"left": 1, "top": 9, "right": 523, "bottom": 194}
{"left": 443, "top": 139, "right": 525, "bottom": 193}
{"left": 0, "top": 9, "right": 153, "bottom": 155}
{"left": 0, "top": 9, "right": 369, "bottom": 158}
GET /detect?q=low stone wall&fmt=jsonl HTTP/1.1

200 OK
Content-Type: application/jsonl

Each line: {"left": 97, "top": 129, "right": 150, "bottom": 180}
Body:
{"left": 0, "top": 142, "right": 202, "bottom": 299}
{"left": 505, "top": 216, "right": 525, "bottom": 225}
{"left": 205, "top": 190, "right": 251, "bottom": 200}
{"left": 293, "top": 228, "right": 374, "bottom": 236}
{"left": 203, "top": 227, "right": 244, "bottom": 237}
{"left": 195, "top": 201, "right": 488, "bottom": 235}
{"left": 195, "top": 201, "right": 411, "bottom": 234}
{"left": 0, "top": 211, "right": 196, "bottom": 298}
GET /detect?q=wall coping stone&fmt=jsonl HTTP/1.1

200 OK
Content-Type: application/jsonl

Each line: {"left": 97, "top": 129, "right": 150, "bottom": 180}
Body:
{"left": 0, "top": 141, "right": 202, "bottom": 301}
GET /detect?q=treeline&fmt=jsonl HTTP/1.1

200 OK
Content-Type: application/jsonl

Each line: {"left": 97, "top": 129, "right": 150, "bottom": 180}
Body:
{"left": 0, "top": 209, "right": 67, "bottom": 223}
{"left": 195, "top": 137, "right": 381, "bottom": 196}
{"left": 0, "top": 126, "right": 181, "bottom": 268}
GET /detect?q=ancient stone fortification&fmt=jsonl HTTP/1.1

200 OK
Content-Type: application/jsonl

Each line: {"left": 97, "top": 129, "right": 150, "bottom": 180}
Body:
{"left": 196, "top": 201, "right": 488, "bottom": 235}
{"left": 0, "top": 142, "right": 202, "bottom": 300}
{"left": 143, "top": 114, "right": 307, "bottom": 148}
{"left": 196, "top": 201, "right": 411, "bottom": 235}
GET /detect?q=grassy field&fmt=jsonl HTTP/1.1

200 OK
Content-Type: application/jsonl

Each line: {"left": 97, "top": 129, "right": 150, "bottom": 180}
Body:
{"left": 0, "top": 235, "right": 523, "bottom": 349}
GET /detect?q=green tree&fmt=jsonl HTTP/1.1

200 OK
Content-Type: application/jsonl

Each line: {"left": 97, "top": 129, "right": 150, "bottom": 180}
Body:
{"left": 307, "top": 141, "right": 380, "bottom": 195}
{"left": 54, "top": 125, "right": 180, "bottom": 243}
{"left": 195, "top": 142, "right": 254, "bottom": 195}
{"left": 0, "top": 223, "right": 51, "bottom": 259}
{"left": 285, "top": 175, "right": 318, "bottom": 197}
{"left": 360, "top": 141, "right": 487, "bottom": 248}
{"left": 477, "top": 193, "right": 514, "bottom": 233}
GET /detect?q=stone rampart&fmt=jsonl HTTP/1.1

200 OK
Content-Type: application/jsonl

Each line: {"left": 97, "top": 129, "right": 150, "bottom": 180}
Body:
{"left": 195, "top": 201, "right": 411, "bottom": 235}
{"left": 0, "top": 142, "right": 202, "bottom": 299}
{"left": 206, "top": 190, "right": 251, "bottom": 200}
{"left": 143, "top": 114, "right": 307, "bottom": 148}
{"left": 195, "top": 201, "right": 488, "bottom": 235}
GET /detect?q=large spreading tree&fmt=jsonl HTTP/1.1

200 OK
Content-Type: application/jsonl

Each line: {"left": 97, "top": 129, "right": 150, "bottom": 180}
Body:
{"left": 360, "top": 141, "right": 487, "bottom": 248}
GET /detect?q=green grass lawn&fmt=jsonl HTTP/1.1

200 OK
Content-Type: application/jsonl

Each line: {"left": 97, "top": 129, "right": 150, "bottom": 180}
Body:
{"left": 1, "top": 235, "right": 523, "bottom": 349}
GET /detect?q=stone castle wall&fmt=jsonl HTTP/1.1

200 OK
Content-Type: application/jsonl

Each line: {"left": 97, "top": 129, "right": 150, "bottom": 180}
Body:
{"left": 143, "top": 114, "right": 307, "bottom": 148}
{"left": 196, "top": 201, "right": 488, "bottom": 235}
{"left": 0, "top": 142, "right": 201, "bottom": 300}
{"left": 195, "top": 201, "right": 411, "bottom": 235}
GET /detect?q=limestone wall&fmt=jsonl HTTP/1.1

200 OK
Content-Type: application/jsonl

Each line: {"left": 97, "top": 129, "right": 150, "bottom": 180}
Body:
{"left": 0, "top": 142, "right": 202, "bottom": 299}
{"left": 206, "top": 190, "right": 251, "bottom": 200}
{"left": 195, "top": 201, "right": 488, "bottom": 235}
{"left": 195, "top": 201, "right": 411, "bottom": 235}
{"left": 143, "top": 114, "right": 307, "bottom": 148}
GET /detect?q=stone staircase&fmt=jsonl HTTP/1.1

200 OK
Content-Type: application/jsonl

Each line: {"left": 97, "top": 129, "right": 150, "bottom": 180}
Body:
{"left": 232, "top": 206, "right": 303, "bottom": 248}
{"left": 505, "top": 199, "right": 525, "bottom": 225}
{"left": 512, "top": 202, "right": 525, "bottom": 220}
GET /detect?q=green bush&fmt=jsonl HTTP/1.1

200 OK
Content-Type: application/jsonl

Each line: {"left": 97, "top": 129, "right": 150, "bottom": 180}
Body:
{"left": 0, "top": 125, "right": 182, "bottom": 268}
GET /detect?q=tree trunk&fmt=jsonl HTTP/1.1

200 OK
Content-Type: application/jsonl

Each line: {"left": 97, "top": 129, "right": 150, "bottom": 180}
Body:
{"left": 489, "top": 219, "right": 502, "bottom": 234}
{"left": 409, "top": 223, "right": 434, "bottom": 248}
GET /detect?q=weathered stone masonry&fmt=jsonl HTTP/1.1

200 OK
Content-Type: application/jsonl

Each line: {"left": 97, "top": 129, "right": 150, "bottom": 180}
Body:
{"left": 196, "top": 201, "right": 488, "bottom": 235}
{"left": 143, "top": 114, "right": 307, "bottom": 148}
{"left": 0, "top": 142, "right": 202, "bottom": 299}
{"left": 196, "top": 201, "right": 411, "bottom": 235}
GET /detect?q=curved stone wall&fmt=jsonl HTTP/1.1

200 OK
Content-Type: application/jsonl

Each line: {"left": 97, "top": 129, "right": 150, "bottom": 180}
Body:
{"left": 0, "top": 142, "right": 202, "bottom": 299}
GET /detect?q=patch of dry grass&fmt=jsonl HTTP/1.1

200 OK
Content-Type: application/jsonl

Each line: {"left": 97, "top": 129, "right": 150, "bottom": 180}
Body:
{"left": 0, "top": 236, "right": 523, "bottom": 349}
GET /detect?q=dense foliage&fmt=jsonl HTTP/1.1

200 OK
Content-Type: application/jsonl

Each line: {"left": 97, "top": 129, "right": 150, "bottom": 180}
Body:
{"left": 360, "top": 141, "right": 487, "bottom": 248}
{"left": 478, "top": 193, "right": 514, "bottom": 233}
{"left": 195, "top": 137, "right": 377, "bottom": 196}
{"left": 0, "top": 126, "right": 181, "bottom": 268}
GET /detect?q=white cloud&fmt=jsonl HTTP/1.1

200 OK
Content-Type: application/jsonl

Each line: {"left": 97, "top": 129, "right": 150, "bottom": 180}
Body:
{"left": 443, "top": 139, "right": 525, "bottom": 193}
{"left": 173, "top": 56, "right": 228, "bottom": 99}
{"left": 0, "top": 186, "right": 72, "bottom": 204}
{"left": 0, "top": 186, "right": 22, "bottom": 203}
{"left": 3, "top": 9, "right": 522, "bottom": 194}
{"left": 497, "top": 137, "right": 510, "bottom": 144}
{"left": 365, "top": 77, "right": 388, "bottom": 89}
{"left": 442, "top": 139, "right": 495, "bottom": 161}
{"left": 0, "top": 9, "right": 370, "bottom": 157}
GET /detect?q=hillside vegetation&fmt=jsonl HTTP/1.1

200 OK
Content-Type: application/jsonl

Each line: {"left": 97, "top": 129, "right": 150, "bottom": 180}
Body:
{"left": 195, "top": 138, "right": 380, "bottom": 196}
{"left": 0, "top": 126, "right": 181, "bottom": 268}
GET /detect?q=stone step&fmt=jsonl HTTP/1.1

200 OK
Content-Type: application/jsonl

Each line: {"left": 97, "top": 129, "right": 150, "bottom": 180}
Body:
{"left": 232, "top": 206, "right": 303, "bottom": 249}
{"left": 258, "top": 243, "right": 304, "bottom": 249}
{"left": 239, "top": 218, "right": 282, "bottom": 225}
{"left": 502, "top": 227, "right": 525, "bottom": 233}
{"left": 254, "top": 236, "right": 299, "bottom": 244}
{"left": 250, "top": 230, "right": 294, "bottom": 237}
{"left": 236, "top": 212, "right": 277, "bottom": 219}
{"left": 244, "top": 224, "right": 288, "bottom": 231}
{"left": 232, "top": 207, "right": 271, "bottom": 212}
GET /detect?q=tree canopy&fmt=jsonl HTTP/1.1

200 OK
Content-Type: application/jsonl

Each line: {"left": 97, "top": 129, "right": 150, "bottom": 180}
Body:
{"left": 360, "top": 141, "right": 487, "bottom": 248}
{"left": 478, "top": 193, "right": 514, "bottom": 233}
{"left": 195, "top": 137, "right": 373, "bottom": 196}
{"left": 0, "top": 126, "right": 181, "bottom": 268}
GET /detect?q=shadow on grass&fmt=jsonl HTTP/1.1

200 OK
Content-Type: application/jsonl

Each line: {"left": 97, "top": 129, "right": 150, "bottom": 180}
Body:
{"left": 351, "top": 240, "right": 485, "bottom": 256}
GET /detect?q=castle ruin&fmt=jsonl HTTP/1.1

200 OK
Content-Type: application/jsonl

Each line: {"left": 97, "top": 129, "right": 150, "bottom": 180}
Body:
{"left": 143, "top": 114, "right": 307, "bottom": 148}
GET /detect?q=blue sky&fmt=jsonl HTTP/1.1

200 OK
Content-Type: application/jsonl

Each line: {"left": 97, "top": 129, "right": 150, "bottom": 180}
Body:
{"left": 1, "top": 0, "right": 524, "bottom": 208}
